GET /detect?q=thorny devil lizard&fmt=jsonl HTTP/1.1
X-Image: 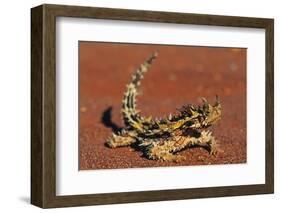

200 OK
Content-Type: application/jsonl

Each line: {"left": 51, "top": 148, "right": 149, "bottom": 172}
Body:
{"left": 106, "top": 51, "right": 222, "bottom": 162}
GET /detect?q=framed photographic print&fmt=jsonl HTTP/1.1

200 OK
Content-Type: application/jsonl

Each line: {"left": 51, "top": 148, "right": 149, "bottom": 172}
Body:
{"left": 31, "top": 4, "right": 274, "bottom": 208}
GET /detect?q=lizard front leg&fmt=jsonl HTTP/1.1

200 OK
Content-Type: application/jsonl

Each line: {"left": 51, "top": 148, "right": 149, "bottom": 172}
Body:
{"left": 195, "top": 130, "right": 218, "bottom": 155}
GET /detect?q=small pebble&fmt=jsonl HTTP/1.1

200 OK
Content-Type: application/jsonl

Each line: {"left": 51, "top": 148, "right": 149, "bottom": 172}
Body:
{"left": 80, "top": 106, "right": 87, "bottom": 113}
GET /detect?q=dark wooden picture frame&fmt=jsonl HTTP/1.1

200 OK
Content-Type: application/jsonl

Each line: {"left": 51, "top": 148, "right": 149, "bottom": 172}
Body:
{"left": 31, "top": 4, "right": 274, "bottom": 208}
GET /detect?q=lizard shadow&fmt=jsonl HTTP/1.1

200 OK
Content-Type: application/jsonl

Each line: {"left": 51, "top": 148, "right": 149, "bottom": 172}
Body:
{"left": 101, "top": 106, "right": 143, "bottom": 153}
{"left": 101, "top": 106, "right": 123, "bottom": 133}
{"left": 101, "top": 106, "right": 123, "bottom": 148}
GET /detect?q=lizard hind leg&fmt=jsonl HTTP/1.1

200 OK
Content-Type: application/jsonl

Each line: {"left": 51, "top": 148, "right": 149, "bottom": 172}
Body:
{"left": 144, "top": 131, "right": 218, "bottom": 162}
{"left": 143, "top": 138, "right": 188, "bottom": 162}
{"left": 106, "top": 130, "right": 136, "bottom": 148}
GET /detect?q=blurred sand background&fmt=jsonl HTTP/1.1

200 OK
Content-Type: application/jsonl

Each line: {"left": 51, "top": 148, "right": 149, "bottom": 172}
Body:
{"left": 79, "top": 42, "right": 246, "bottom": 170}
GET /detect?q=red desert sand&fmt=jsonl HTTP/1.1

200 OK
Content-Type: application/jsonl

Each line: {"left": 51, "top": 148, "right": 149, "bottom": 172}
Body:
{"left": 79, "top": 42, "right": 246, "bottom": 170}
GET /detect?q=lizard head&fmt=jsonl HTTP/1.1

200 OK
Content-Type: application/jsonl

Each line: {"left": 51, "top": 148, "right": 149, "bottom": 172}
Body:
{"left": 176, "top": 96, "right": 221, "bottom": 130}
{"left": 199, "top": 95, "right": 222, "bottom": 127}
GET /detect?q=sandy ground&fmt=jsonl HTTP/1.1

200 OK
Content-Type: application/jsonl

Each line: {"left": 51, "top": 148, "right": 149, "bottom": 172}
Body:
{"left": 79, "top": 42, "right": 246, "bottom": 170}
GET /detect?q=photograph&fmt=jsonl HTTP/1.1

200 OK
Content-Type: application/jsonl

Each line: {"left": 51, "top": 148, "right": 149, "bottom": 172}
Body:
{"left": 79, "top": 42, "right": 247, "bottom": 170}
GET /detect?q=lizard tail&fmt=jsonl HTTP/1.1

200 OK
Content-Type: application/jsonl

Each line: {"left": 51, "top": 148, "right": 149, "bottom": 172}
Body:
{"left": 122, "top": 51, "right": 158, "bottom": 130}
